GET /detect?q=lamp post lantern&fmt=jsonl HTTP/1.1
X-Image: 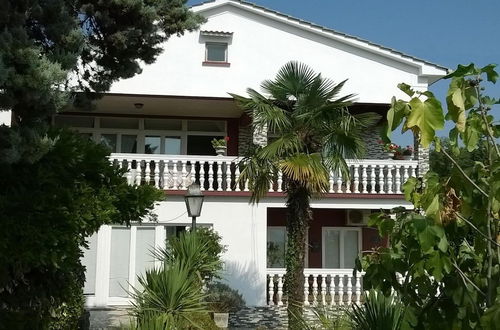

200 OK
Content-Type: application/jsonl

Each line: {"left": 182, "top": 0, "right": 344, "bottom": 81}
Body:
{"left": 184, "top": 183, "right": 204, "bottom": 231}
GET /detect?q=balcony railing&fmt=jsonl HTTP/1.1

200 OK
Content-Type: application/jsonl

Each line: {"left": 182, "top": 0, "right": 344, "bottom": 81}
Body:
{"left": 267, "top": 268, "right": 363, "bottom": 306}
{"left": 109, "top": 153, "right": 418, "bottom": 194}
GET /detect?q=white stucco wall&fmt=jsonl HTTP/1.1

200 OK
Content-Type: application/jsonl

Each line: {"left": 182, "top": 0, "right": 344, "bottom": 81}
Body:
{"left": 0, "top": 110, "right": 11, "bottom": 126}
{"left": 152, "top": 195, "right": 411, "bottom": 306}
{"left": 110, "top": 3, "right": 443, "bottom": 103}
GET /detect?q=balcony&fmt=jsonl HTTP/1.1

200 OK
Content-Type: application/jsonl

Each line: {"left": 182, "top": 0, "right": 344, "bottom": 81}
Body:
{"left": 267, "top": 268, "right": 363, "bottom": 306}
{"left": 110, "top": 153, "right": 418, "bottom": 195}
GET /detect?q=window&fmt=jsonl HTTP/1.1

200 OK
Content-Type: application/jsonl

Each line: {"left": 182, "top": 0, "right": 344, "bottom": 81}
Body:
{"left": 267, "top": 227, "right": 287, "bottom": 268}
{"left": 267, "top": 227, "right": 309, "bottom": 268}
{"left": 206, "top": 42, "right": 227, "bottom": 62}
{"left": 322, "top": 227, "right": 361, "bottom": 269}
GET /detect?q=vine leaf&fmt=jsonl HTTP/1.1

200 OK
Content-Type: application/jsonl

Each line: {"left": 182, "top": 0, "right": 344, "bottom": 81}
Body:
{"left": 407, "top": 97, "right": 444, "bottom": 147}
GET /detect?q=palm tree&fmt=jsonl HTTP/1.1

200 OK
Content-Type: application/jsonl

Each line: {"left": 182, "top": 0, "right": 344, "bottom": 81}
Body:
{"left": 231, "top": 61, "right": 379, "bottom": 329}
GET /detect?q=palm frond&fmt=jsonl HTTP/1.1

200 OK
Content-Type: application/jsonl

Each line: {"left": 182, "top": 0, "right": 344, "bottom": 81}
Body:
{"left": 258, "top": 132, "right": 303, "bottom": 159}
{"left": 238, "top": 149, "right": 279, "bottom": 203}
{"left": 280, "top": 153, "right": 329, "bottom": 193}
{"left": 261, "top": 61, "right": 318, "bottom": 100}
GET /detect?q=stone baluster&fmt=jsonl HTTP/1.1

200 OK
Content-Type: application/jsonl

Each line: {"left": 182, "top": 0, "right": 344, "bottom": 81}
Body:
{"left": 145, "top": 160, "right": 151, "bottom": 185}
{"left": 395, "top": 164, "right": 401, "bottom": 193}
{"left": 268, "top": 275, "right": 275, "bottom": 306}
{"left": 153, "top": 160, "right": 160, "bottom": 188}
{"left": 135, "top": 161, "right": 142, "bottom": 185}
{"left": 370, "top": 165, "right": 377, "bottom": 194}
{"left": 320, "top": 275, "right": 327, "bottom": 305}
{"left": 312, "top": 274, "right": 318, "bottom": 304}
{"left": 199, "top": 162, "right": 206, "bottom": 191}
{"left": 353, "top": 164, "right": 360, "bottom": 193}
{"left": 216, "top": 161, "right": 223, "bottom": 191}
{"left": 224, "top": 161, "right": 231, "bottom": 191}
{"left": 277, "top": 170, "right": 283, "bottom": 193}
{"left": 181, "top": 161, "right": 188, "bottom": 188}
{"left": 336, "top": 170, "right": 343, "bottom": 193}
{"left": 386, "top": 164, "right": 394, "bottom": 194}
{"left": 378, "top": 165, "right": 385, "bottom": 194}
{"left": 346, "top": 275, "right": 353, "bottom": 305}
{"left": 409, "top": 165, "right": 416, "bottom": 178}
{"left": 171, "top": 161, "right": 179, "bottom": 189}
{"left": 234, "top": 164, "right": 241, "bottom": 191}
{"left": 208, "top": 161, "right": 214, "bottom": 191}
{"left": 338, "top": 275, "right": 344, "bottom": 306}
{"left": 163, "top": 160, "right": 170, "bottom": 189}
{"left": 402, "top": 165, "right": 409, "bottom": 184}
{"left": 277, "top": 274, "right": 284, "bottom": 306}
{"left": 124, "top": 159, "right": 132, "bottom": 185}
{"left": 303, "top": 276, "right": 310, "bottom": 306}
{"left": 361, "top": 165, "right": 368, "bottom": 193}
{"left": 328, "top": 275, "right": 335, "bottom": 306}
{"left": 355, "top": 274, "right": 362, "bottom": 304}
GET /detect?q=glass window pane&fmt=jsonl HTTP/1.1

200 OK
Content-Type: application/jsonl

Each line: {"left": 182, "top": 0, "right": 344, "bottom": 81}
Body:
{"left": 145, "top": 136, "right": 161, "bottom": 154}
{"left": 109, "top": 228, "right": 130, "bottom": 297}
{"left": 206, "top": 43, "right": 227, "bottom": 62}
{"left": 165, "top": 137, "right": 181, "bottom": 155}
{"left": 121, "top": 135, "right": 137, "bottom": 153}
{"left": 82, "top": 234, "right": 98, "bottom": 295}
{"left": 267, "top": 227, "right": 286, "bottom": 268}
{"left": 55, "top": 115, "right": 94, "bottom": 128}
{"left": 135, "top": 228, "right": 156, "bottom": 291}
{"left": 343, "top": 230, "right": 359, "bottom": 269}
{"left": 100, "top": 117, "right": 139, "bottom": 129}
{"left": 144, "top": 119, "right": 182, "bottom": 130}
{"left": 324, "top": 229, "right": 340, "bottom": 268}
{"left": 187, "top": 120, "right": 225, "bottom": 132}
{"left": 79, "top": 132, "right": 93, "bottom": 140}
{"left": 100, "top": 134, "right": 117, "bottom": 152}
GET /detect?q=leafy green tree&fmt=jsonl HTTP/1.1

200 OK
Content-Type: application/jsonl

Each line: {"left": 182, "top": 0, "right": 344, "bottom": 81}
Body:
{"left": 0, "top": 0, "right": 202, "bottom": 327}
{"left": 232, "top": 61, "right": 379, "bottom": 329}
{"left": 429, "top": 137, "right": 486, "bottom": 177}
{"left": 0, "top": 129, "right": 164, "bottom": 327}
{"left": 357, "top": 64, "right": 500, "bottom": 329}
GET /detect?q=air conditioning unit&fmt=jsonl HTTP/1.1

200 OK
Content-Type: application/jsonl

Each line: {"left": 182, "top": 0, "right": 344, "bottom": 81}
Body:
{"left": 346, "top": 209, "right": 369, "bottom": 226}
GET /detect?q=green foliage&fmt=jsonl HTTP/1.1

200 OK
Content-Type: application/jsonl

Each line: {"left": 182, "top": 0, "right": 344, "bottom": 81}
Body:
{"left": 154, "top": 228, "right": 226, "bottom": 281}
{"left": 358, "top": 64, "right": 500, "bottom": 329}
{"left": 131, "top": 229, "right": 227, "bottom": 329}
{"left": 48, "top": 279, "right": 85, "bottom": 330}
{"left": 130, "top": 260, "right": 208, "bottom": 329}
{"left": 232, "top": 61, "right": 379, "bottom": 329}
{"left": 205, "top": 282, "right": 246, "bottom": 313}
{"left": 347, "top": 291, "right": 406, "bottom": 330}
{"left": 291, "top": 305, "right": 351, "bottom": 330}
{"left": 0, "top": 128, "right": 163, "bottom": 327}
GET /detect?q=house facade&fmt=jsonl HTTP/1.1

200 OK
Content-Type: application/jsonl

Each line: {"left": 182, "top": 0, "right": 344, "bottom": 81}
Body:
{"left": 54, "top": 0, "right": 447, "bottom": 308}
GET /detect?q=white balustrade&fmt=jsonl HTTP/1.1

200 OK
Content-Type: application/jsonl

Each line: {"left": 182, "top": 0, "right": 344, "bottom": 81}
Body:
{"left": 109, "top": 154, "right": 417, "bottom": 194}
{"left": 267, "top": 268, "right": 365, "bottom": 306}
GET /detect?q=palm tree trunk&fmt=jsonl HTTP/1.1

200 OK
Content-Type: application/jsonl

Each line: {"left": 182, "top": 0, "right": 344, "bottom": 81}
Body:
{"left": 285, "top": 180, "right": 311, "bottom": 330}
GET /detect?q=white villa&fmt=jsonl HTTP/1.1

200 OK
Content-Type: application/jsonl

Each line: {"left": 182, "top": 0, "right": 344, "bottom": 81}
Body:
{"left": 54, "top": 0, "right": 448, "bottom": 308}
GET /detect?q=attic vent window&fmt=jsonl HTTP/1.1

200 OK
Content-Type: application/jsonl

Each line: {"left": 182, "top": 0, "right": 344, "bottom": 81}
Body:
{"left": 200, "top": 30, "right": 232, "bottom": 67}
{"left": 206, "top": 42, "right": 227, "bottom": 62}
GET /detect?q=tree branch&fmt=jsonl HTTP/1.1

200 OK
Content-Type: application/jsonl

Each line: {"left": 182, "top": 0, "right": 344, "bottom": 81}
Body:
{"left": 455, "top": 213, "right": 500, "bottom": 248}
{"left": 440, "top": 148, "right": 488, "bottom": 197}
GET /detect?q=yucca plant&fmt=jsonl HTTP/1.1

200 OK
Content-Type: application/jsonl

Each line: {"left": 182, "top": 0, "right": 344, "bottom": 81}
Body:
{"left": 347, "top": 290, "right": 406, "bottom": 330}
{"left": 231, "top": 61, "right": 379, "bottom": 328}
{"left": 129, "top": 259, "right": 208, "bottom": 329}
{"left": 153, "top": 229, "right": 224, "bottom": 282}
{"left": 291, "top": 304, "right": 351, "bottom": 330}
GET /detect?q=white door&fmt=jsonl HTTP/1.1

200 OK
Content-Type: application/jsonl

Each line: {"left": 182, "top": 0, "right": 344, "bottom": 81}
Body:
{"left": 322, "top": 227, "right": 361, "bottom": 269}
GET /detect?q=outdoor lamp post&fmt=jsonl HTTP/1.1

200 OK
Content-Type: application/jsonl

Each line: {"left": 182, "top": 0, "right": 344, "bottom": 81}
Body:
{"left": 184, "top": 183, "right": 204, "bottom": 231}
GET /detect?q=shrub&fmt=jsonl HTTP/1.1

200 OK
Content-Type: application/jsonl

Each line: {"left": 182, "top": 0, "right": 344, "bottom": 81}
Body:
{"left": 205, "top": 282, "right": 246, "bottom": 313}
{"left": 130, "top": 259, "right": 208, "bottom": 328}
{"left": 347, "top": 290, "right": 406, "bottom": 330}
{"left": 48, "top": 277, "right": 85, "bottom": 330}
{"left": 155, "top": 228, "right": 226, "bottom": 281}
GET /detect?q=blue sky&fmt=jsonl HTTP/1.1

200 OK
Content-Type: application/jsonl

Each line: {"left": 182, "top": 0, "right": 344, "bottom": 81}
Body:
{"left": 189, "top": 0, "right": 500, "bottom": 145}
